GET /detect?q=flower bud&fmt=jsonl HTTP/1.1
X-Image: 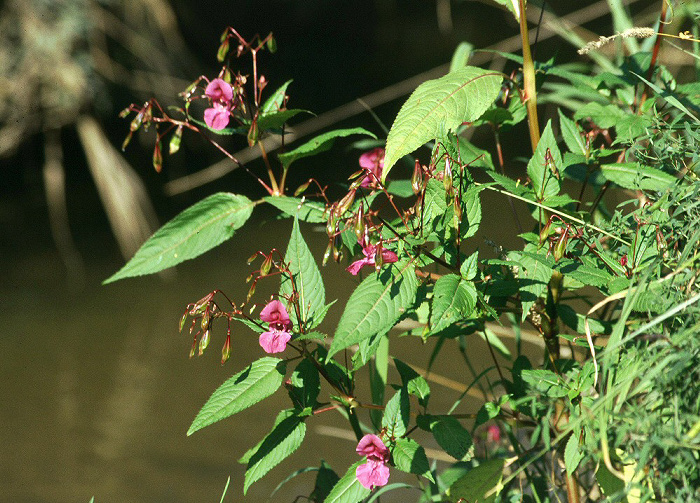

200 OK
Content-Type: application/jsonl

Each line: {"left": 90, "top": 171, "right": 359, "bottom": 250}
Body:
{"left": 354, "top": 204, "right": 365, "bottom": 243}
{"left": 169, "top": 125, "right": 183, "bottom": 155}
{"left": 374, "top": 245, "right": 384, "bottom": 273}
{"left": 179, "top": 311, "right": 188, "bottom": 333}
{"left": 539, "top": 219, "right": 553, "bottom": 246}
{"left": 247, "top": 252, "right": 259, "bottom": 265}
{"left": 453, "top": 198, "right": 462, "bottom": 229}
{"left": 130, "top": 110, "right": 144, "bottom": 132}
{"left": 189, "top": 337, "right": 197, "bottom": 358}
{"left": 326, "top": 208, "right": 337, "bottom": 238}
{"left": 118, "top": 106, "right": 131, "bottom": 119}
{"left": 247, "top": 121, "right": 259, "bottom": 147}
{"left": 247, "top": 282, "right": 257, "bottom": 302}
{"left": 121, "top": 131, "right": 133, "bottom": 151}
{"left": 201, "top": 311, "right": 210, "bottom": 331}
{"left": 221, "top": 330, "right": 231, "bottom": 365}
{"left": 322, "top": 241, "right": 333, "bottom": 266}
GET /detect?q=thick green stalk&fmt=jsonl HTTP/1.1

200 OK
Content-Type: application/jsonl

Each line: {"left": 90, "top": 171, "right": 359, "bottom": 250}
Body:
{"left": 518, "top": 0, "right": 540, "bottom": 152}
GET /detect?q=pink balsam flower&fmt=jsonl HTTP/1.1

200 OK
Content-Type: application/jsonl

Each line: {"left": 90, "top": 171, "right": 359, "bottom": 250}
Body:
{"left": 347, "top": 242, "right": 398, "bottom": 276}
{"left": 258, "top": 300, "right": 293, "bottom": 354}
{"left": 260, "top": 299, "right": 292, "bottom": 330}
{"left": 203, "top": 78, "right": 234, "bottom": 130}
{"left": 259, "top": 328, "right": 292, "bottom": 354}
{"left": 355, "top": 434, "right": 390, "bottom": 490}
{"left": 359, "top": 148, "right": 385, "bottom": 188}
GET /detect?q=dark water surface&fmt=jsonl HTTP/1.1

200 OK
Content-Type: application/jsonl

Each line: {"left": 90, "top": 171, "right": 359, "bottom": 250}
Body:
{"left": 1, "top": 203, "right": 543, "bottom": 503}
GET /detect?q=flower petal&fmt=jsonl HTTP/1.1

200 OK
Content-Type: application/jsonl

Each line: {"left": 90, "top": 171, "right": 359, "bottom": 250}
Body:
{"left": 356, "top": 434, "right": 389, "bottom": 460}
{"left": 259, "top": 329, "right": 291, "bottom": 354}
{"left": 204, "top": 105, "right": 231, "bottom": 130}
{"left": 205, "top": 78, "right": 234, "bottom": 102}
{"left": 346, "top": 257, "right": 371, "bottom": 276}
{"left": 260, "top": 300, "right": 291, "bottom": 326}
{"left": 356, "top": 459, "right": 390, "bottom": 490}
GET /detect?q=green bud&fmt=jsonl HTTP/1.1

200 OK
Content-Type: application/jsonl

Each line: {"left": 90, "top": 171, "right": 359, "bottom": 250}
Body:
{"left": 152, "top": 141, "right": 163, "bottom": 173}
{"left": 322, "top": 242, "right": 333, "bottom": 266}
{"left": 260, "top": 255, "right": 273, "bottom": 276}
{"left": 121, "top": 131, "right": 133, "bottom": 151}
{"left": 553, "top": 232, "right": 567, "bottom": 262}
{"left": 198, "top": 329, "right": 210, "bottom": 356}
{"left": 266, "top": 35, "right": 277, "bottom": 53}
{"left": 179, "top": 312, "right": 188, "bottom": 333}
{"left": 294, "top": 180, "right": 311, "bottom": 197}
{"left": 247, "top": 120, "right": 259, "bottom": 146}
{"left": 217, "top": 38, "right": 230, "bottom": 62}
{"left": 411, "top": 160, "right": 423, "bottom": 195}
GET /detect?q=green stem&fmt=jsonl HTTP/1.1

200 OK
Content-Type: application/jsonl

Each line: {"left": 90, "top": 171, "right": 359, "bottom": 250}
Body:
{"left": 518, "top": 0, "right": 540, "bottom": 152}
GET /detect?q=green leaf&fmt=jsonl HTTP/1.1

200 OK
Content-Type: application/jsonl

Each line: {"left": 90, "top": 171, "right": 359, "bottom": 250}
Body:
{"left": 383, "top": 66, "right": 502, "bottom": 181}
{"left": 288, "top": 358, "right": 320, "bottom": 410}
{"left": 600, "top": 163, "right": 676, "bottom": 191}
{"left": 188, "top": 357, "right": 286, "bottom": 435}
{"left": 558, "top": 109, "right": 586, "bottom": 156}
{"left": 447, "top": 458, "right": 504, "bottom": 503}
{"left": 394, "top": 359, "right": 430, "bottom": 406}
{"left": 257, "top": 109, "right": 310, "bottom": 132}
{"left": 520, "top": 369, "right": 568, "bottom": 398}
{"left": 631, "top": 72, "right": 700, "bottom": 124}
{"left": 244, "top": 410, "right": 306, "bottom": 493}
{"left": 449, "top": 42, "right": 474, "bottom": 73}
{"left": 460, "top": 251, "right": 479, "bottom": 280}
{"left": 105, "top": 193, "right": 254, "bottom": 283}
{"left": 280, "top": 219, "right": 326, "bottom": 329}
{"left": 261, "top": 79, "right": 292, "bottom": 114}
{"left": 527, "top": 120, "right": 561, "bottom": 201}
{"left": 324, "top": 460, "right": 371, "bottom": 503}
{"left": 479, "top": 327, "right": 511, "bottom": 360}
{"left": 511, "top": 245, "right": 554, "bottom": 322}
{"left": 311, "top": 461, "right": 340, "bottom": 503}
{"left": 430, "top": 416, "right": 473, "bottom": 460}
{"left": 564, "top": 433, "right": 585, "bottom": 475}
{"left": 382, "top": 387, "right": 410, "bottom": 438}
{"left": 430, "top": 274, "right": 477, "bottom": 333}
{"left": 264, "top": 196, "right": 327, "bottom": 223}
{"left": 574, "top": 102, "right": 626, "bottom": 129}
{"left": 278, "top": 128, "right": 376, "bottom": 169}
{"left": 385, "top": 180, "right": 415, "bottom": 198}
{"left": 327, "top": 261, "right": 418, "bottom": 361}
{"left": 392, "top": 438, "right": 434, "bottom": 482}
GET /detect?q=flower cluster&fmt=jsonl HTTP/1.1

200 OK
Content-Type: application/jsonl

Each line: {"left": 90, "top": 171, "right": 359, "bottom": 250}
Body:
{"left": 355, "top": 434, "right": 390, "bottom": 490}
{"left": 359, "top": 148, "right": 385, "bottom": 188}
{"left": 259, "top": 300, "right": 292, "bottom": 353}
{"left": 204, "top": 78, "right": 235, "bottom": 130}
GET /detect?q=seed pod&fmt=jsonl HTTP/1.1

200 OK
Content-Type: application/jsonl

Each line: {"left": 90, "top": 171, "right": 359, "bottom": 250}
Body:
{"left": 118, "top": 106, "right": 131, "bottom": 119}
{"left": 266, "top": 35, "right": 277, "bottom": 53}
{"left": 322, "top": 241, "right": 333, "bottom": 266}
{"left": 374, "top": 245, "right": 384, "bottom": 273}
{"left": 169, "top": 125, "right": 183, "bottom": 155}
{"left": 179, "top": 312, "right": 188, "bottom": 333}
{"left": 246, "top": 282, "right": 256, "bottom": 302}
{"left": 354, "top": 204, "right": 365, "bottom": 243}
{"left": 411, "top": 160, "right": 423, "bottom": 195}
{"left": 221, "top": 330, "right": 232, "bottom": 365}
{"left": 247, "top": 120, "right": 259, "bottom": 147}
{"left": 217, "top": 38, "right": 230, "bottom": 62}
{"left": 336, "top": 190, "right": 356, "bottom": 216}
{"left": 539, "top": 220, "right": 552, "bottom": 246}
{"left": 247, "top": 252, "right": 259, "bottom": 265}
{"left": 553, "top": 231, "right": 567, "bottom": 262}
{"left": 294, "top": 180, "right": 311, "bottom": 196}
{"left": 260, "top": 255, "right": 273, "bottom": 276}
{"left": 201, "top": 311, "right": 210, "bottom": 331}
{"left": 121, "top": 131, "right": 133, "bottom": 151}
{"left": 129, "top": 109, "right": 144, "bottom": 132}
{"left": 198, "top": 329, "right": 211, "bottom": 356}
{"left": 326, "top": 208, "right": 337, "bottom": 238}
{"left": 453, "top": 198, "right": 463, "bottom": 229}
{"left": 152, "top": 140, "right": 163, "bottom": 173}
{"left": 189, "top": 336, "right": 198, "bottom": 358}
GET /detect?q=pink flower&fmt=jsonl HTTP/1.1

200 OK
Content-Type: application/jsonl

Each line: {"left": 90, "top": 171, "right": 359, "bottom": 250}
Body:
{"left": 487, "top": 424, "right": 501, "bottom": 443}
{"left": 347, "top": 242, "right": 398, "bottom": 276}
{"left": 359, "top": 148, "right": 385, "bottom": 187}
{"left": 260, "top": 300, "right": 292, "bottom": 331}
{"left": 258, "top": 300, "right": 293, "bottom": 353}
{"left": 204, "top": 103, "right": 231, "bottom": 130}
{"left": 355, "top": 434, "right": 390, "bottom": 490}
{"left": 203, "top": 78, "right": 234, "bottom": 130}
{"left": 259, "top": 328, "right": 292, "bottom": 354}
{"left": 205, "top": 78, "right": 234, "bottom": 102}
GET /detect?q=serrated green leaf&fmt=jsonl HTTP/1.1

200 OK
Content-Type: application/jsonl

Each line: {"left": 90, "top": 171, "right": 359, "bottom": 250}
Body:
{"left": 460, "top": 251, "right": 479, "bottom": 280}
{"left": 448, "top": 458, "right": 504, "bottom": 503}
{"left": 105, "top": 193, "right": 254, "bottom": 283}
{"left": 264, "top": 196, "right": 327, "bottom": 223}
{"left": 261, "top": 79, "right": 292, "bottom": 114}
{"left": 311, "top": 461, "right": 340, "bottom": 503}
{"left": 511, "top": 245, "right": 554, "bottom": 322}
{"left": 574, "top": 102, "right": 626, "bottom": 129}
{"left": 257, "top": 109, "right": 310, "bottom": 132}
{"left": 560, "top": 260, "right": 613, "bottom": 288}
{"left": 430, "top": 274, "right": 477, "bottom": 333}
{"left": 244, "top": 411, "right": 306, "bottom": 493}
{"left": 558, "top": 109, "right": 586, "bottom": 156}
{"left": 394, "top": 359, "right": 430, "bottom": 406}
{"left": 383, "top": 67, "right": 502, "bottom": 181}
{"left": 564, "top": 433, "right": 585, "bottom": 475}
{"left": 279, "top": 128, "right": 376, "bottom": 169}
{"left": 382, "top": 388, "right": 410, "bottom": 438}
{"left": 327, "top": 261, "right": 418, "bottom": 360}
{"left": 520, "top": 369, "right": 568, "bottom": 398}
{"left": 188, "top": 357, "right": 286, "bottom": 435}
{"left": 600, "top": 163, "right": 676, "bottom": 191}
{"left": 288, "top": 358, "right": 320, "bottom": 410}
{"left": 430, "top": 416, "right": 473, "bottom": 460}
{"left": 280, "top": 219, "right": 325, "bottom": 329}
{"left": 385, "top": 180, "right": 415, "bottom": 198}
{"left": 324, "top": 460, "right": 371, "bottom": 503}
{"left": 461, "top": 184, "right": 482, "bottom": 239}
{"left": 392, "top": 438, "right": 435, "bottom": 482}
{"left": 527, "top": 120, "right": 561, "bottom": 201}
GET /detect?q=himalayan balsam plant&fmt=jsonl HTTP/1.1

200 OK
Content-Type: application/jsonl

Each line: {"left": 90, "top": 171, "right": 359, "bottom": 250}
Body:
{"left": 107, "top": 3, "right": 700, "bottom": 502}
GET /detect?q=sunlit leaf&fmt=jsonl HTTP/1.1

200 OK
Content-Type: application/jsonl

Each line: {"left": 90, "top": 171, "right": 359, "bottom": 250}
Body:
{"left": 264, "top": 196, "right": 327, "bottom": 223}
{"left": 447, "top": 458, "right": 504, "bottom": 503}
{"left": 278, "top": 128, "right": 376, "bottom": 169}
{"left": 105, "top": 193, "right": 255, "bottom": 283}
{"left": 383, "top": 67, "right": 502, "bottom": 181}
{"left": 188, "top": 357, "right": 286, "bottom": 435}
{"left": 324, "top": 460, "right": 371, "bottom": 503}
{"left": 430, "top": 274, "right": 477, "bottom": 333}
{"left": 392, "top": 438, "right": 434, "bottom": 482}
